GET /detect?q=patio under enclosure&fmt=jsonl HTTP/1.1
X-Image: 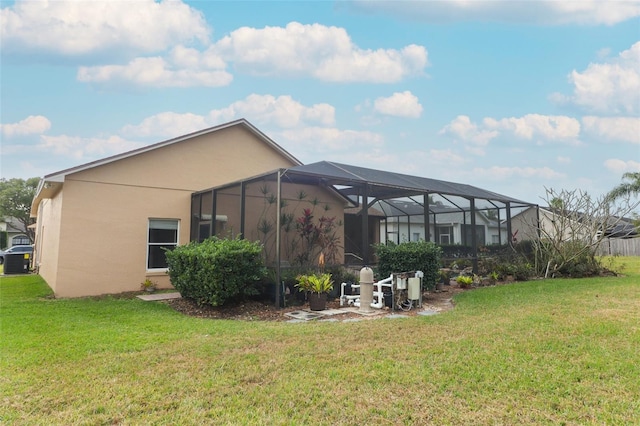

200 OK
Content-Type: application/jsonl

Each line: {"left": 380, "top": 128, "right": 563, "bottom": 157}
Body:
{"left": 190, "top": 161, "right": 538, "bottom": 305}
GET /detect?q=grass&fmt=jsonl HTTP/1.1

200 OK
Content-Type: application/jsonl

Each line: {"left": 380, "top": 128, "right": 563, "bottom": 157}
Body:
{"left": 1, "top": 257, "right": 639, "bottom": 425}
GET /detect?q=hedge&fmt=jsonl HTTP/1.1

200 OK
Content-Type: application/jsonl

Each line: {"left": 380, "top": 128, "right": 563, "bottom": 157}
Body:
{"left": 165, "top": 236, "right": 267, "bottom": 307}
{"left": 374, "top": 241, "right": 442, "bottom": 290}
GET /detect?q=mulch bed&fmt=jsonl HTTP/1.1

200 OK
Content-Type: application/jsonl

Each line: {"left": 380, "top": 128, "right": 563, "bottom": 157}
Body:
{"left": 163, "top": 284, "right": 467, "bottom": 322}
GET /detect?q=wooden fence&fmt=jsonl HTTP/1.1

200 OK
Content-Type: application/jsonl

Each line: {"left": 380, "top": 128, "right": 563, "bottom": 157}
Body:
{"left": 596, "top": 238, "right": 640, "bottom": 256}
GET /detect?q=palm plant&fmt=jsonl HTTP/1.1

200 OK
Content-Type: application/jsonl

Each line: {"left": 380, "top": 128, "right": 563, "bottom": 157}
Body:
{"left": 607, "top": 172, "right": 640, "bottom": 201}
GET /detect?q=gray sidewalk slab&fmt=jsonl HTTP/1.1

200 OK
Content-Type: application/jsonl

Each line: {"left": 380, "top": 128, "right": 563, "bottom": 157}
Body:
{"left": 137, "top": 292, "right": 182, "bottom": 301}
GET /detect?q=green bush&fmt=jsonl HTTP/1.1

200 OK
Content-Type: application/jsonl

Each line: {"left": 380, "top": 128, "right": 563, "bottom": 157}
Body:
{"left": 374, "top": 241, "right": 442, "bottom": 290}
{"left": 165, "top": 236, "right": 267, "bottom": 307}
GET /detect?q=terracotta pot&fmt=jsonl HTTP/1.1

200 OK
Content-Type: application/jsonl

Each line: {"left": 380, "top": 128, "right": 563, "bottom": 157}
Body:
{"left": 308, "top": 293, "right": 328, "bottom": 311}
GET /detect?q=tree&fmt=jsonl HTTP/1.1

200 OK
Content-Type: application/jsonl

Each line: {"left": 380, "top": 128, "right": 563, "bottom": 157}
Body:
{"left": 0, "top": 178, "right": 40, "bottom": 243}
{"left": 525, "top": 187, "right": 639, "bottom": 278}
{"left": 607, "top": 172, "right": 640, "bottom": 201}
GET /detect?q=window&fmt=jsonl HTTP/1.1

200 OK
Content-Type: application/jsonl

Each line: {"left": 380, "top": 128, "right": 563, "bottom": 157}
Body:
{"left": 438, "top": 226, "right": 453, "bottom": 245}
{"left": 12, "top": 235, "right": 30, "bottom": 245}
{"left": 412, "top": 232, "right": 420, "bottom": 241}
{"left": 147, "top": 219, "right": 179, "bottom": 270}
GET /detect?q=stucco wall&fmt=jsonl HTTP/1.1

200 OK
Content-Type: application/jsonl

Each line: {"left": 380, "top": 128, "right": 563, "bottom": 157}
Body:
{"left": 241, "top": 181, "right": 346, "bottom": 266}
{"left": 35, "top": 191, "right": 63, "bottom": 292}
{"left": 510, "top": 207, "right": 541, "bottom": 242}
{"left": 37, "top": 124, "right": 298, "bottom": 297}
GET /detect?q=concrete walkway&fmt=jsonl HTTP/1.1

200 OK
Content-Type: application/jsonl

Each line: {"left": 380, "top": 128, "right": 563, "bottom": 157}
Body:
{"left": 137, "top": 292, "right": 182, "bottom": 301}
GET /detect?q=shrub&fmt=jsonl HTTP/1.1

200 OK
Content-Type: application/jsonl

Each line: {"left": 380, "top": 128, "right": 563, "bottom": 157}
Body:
{"left": 456, "top": 275, "right": 474, "bottom": 287}
{"left": 374, "top": 241, "right": 442, "bottom": 290}
{"left": 165, "top": 236, "right": 267, "bottom": 307}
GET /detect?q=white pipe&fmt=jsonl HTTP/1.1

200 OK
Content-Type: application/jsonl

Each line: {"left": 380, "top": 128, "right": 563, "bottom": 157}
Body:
{"left": 342, "top": 275, "right": 394, "bottom": 309}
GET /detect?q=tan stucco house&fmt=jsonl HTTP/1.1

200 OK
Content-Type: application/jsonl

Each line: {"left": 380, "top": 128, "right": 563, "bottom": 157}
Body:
{"left": 31, "top": 118, "right": 535, "bottom": 298}
{"left": 30, "top": 119, "right": 302, "bottom": 297}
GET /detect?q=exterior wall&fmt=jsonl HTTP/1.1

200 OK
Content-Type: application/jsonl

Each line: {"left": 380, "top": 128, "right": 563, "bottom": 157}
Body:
{"left": 510, "top": 207, "right": 541, "bottom": 242}
{"left": 209, "top": 180, "right": 346, "bottom": 266}
{"left": 37, "top": 125, "right": 298, "bottom": 297}
{"left": 34, "top": 192, "right": 63, "bottom": 292}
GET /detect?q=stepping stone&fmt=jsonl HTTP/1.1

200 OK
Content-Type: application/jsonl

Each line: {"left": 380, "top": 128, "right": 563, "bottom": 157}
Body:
{"left": 418, "top": 309, "right": 440, "bottom": 316}
{"left": 285, "top": 311, "right": 324, "bottom": 321}
{"left": 137, "top": 292, "right": 182, "bottom": 301}
{"left": 386, "top": 314, "right": 409, "bottom": 319}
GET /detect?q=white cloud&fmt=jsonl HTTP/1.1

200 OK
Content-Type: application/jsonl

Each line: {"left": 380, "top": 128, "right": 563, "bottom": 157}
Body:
{"left": 38, "top": 134, "right": 142, "bottom": 160}
{"left": 373, "top": 91, "right": 423, "bottom": 118}
{"left": 121, "top": 112, "right": 209, "bottom": 139}
{"left": 439, "top": 115, "right": 499, "bottom": 147}
{"left": 557, "top": 156, "right": 572, "bottom": 164}
{"left": 123, "top": 94, "right": 336, "bottom": 138}
{"left": 484, "top": 114, "right": 581, "bottom": 143}
{"left": 215, "top": 22, "right": 428, "bottom": 83}
{"left": 582, "top": 116, "right": 640, "bottom": 144}
{"left": 0, "top": 115, "right": 51, "bottom": 138}
{"left": 1, "top": 0, "right": 210, "bottom": 57}
{"left": 604, "top": 159, "right": 640, "bottom": 173}
{"left": 77, "top": 45, "right": 232, "bottom": 88}
{"left": 349, "top": 0, "right": 640, "bottom": 25}
{"left": 472, "top": 166, "right": 566, "bottom": 180}
{"left": 209, "top": 94, "right": 336, "bottom": 128}
{"left": 556, "top": 42, "right": 640, "bottom": 114}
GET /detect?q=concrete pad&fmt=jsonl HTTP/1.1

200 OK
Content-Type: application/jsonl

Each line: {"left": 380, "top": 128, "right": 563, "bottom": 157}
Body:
{"left": 355, "top": 310, "right": 385, "bottom": 316}
{"left": 285, "top": 311, "right": 324, "bottom": 321}
{"left": 386, "top": 314, "right": 410, "bottom": 319}
{"left": 137, "top": 292, "right": 182, "bottom": 301}
{"left": 418, "top": 309, "right": 440, "bottom": 316}
{"left": 317, "top": 308, "right": 346, "bottom": 316}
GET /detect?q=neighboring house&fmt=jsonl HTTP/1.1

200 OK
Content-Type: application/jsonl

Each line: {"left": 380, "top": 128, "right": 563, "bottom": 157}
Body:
{"left": 30, "top": 119, "right": 301, "bottom": 297}
{"left": 376, "top": 199, "right": 508, "bottom": 246}
{"left": 0, "top": 217, "right": 31, "bottom": 248}
{"left": 510, "top": 206, "right": 638, "bottom": 243}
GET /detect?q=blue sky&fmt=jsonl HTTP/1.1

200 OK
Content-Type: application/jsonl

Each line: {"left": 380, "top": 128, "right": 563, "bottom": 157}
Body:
{"left": 1, "top": 0, "right": 639, "bottom": 205}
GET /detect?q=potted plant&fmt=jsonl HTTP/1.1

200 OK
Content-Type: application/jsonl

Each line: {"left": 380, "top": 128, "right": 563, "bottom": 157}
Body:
{"left": 140, "top": 278, "right": 157, "bottom": 293}
{"left": 296, "top": 273, "right": 334, "bottom": 311}
{"left": 456, "top": 275, "right": 473, "bottom": 289}
{"left": 437, "top": 269, "right": 451, "bottom": 291}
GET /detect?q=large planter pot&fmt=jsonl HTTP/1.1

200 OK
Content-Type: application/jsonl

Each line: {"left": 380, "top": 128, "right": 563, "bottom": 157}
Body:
{"left": 308, "top": 293, "right": 328, "bottom": 311}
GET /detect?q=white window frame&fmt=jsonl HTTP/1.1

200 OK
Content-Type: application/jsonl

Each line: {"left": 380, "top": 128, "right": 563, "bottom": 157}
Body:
{"left": 147, "top": 219, "right": 179, "bottom": 271}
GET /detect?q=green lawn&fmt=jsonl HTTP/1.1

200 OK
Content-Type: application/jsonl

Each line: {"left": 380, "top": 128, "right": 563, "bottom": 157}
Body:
{"left": 1, "top": 257, "right": 639, "bottom": 425}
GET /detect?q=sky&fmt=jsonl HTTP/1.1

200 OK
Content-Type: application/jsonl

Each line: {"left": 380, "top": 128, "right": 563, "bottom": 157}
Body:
{"left": 1, "top": 0, "right": 639, "bottom": 206}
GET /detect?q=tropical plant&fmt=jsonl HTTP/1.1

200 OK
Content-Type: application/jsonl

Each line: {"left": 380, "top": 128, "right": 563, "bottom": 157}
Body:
{"left": 607, "top": 172, "right": 640, "bottom": 202}
{"left": 295, "top": 273, "right": 334, "bottom": 294}
{"left": 456, "top": 275, "right": 473, "bottom": 287}
{"left": 140, "top": 278, "right": 157, "bottom": 292}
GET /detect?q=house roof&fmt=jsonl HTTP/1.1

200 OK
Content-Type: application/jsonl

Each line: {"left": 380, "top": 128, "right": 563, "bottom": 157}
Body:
{"left": 31, "top": 119, "right": 301, "bottom": 216}
{"left": 42, "top": 119, "right": 300, "bottom": 183}
{"left": 282, "top": 161, "right": 534, "bottom": 206}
